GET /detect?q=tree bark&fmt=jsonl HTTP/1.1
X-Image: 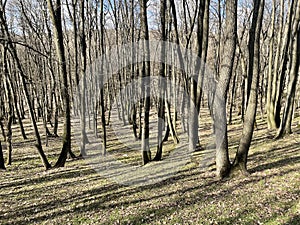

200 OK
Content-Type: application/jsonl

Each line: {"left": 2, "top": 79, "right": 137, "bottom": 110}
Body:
{"left": 0, "top": 141, "right": 5, "bottom": 170}
{"left": 266, "top": 0, "right": 277, "bottom": 129}
{"left": 275, "top": 0, "right": 300, "bottom": 138}
{"left": 269, "top": 0, "right": 285, "bottom": 129}
{"left": 79, "top": 0, "right": 87, "bottom": 157}
{"left": 47, "top": 0, "right": 72, "bottom": 167}
{"left": 273, "top": 0, "right": 296, "bottom": 129}
{"left": 3, "top": 45, "right": 13, "bottom": 166}
{"left": 140, "top": 0, "right": 151, "bottom": 164}
{"left": 213, "top": 0, "right": 237, "bottom": 179}
{"left": 233, "top": 0, "right": 265, "bottom": 175}
{"left": 154, "top": 0, "right": 167, "bottom": 161}
{"left": 100, "top": 0, "right": 107, "bottom": 155}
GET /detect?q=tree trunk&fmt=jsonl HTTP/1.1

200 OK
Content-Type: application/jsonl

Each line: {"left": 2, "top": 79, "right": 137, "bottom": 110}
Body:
{"left": 233, "top": 0, "right": 265, "bottom": 175}
{"left": 0, "top": 141, "right": 5, "bottom": 170}
{"left": 275, "top": 0, "right": 300, "bottom": 138}
{"left": 273, "top": 0, "right": 295, "bottom": 129}
{"left": 47, "top": 0, "right": 72, "bottom": 167}
{"left": 140, "top": 0, "right": 151, "bottom": 164}
{"left": 79, "top": 0, "right": 87, "bottom": 157}
{"left": 266, "top": 0, "right": 277, "bottom": 129}
{"left": 213, "top": 0, "right": 237, "bottom": 179}
{"left": 268, "top": 0, "right": 287, "bottom": 128}
{"left": 3, "top": 46, "right": 13, "bottom": 166}
{"left": 100, "top": 0, "right": 107, "bottom": 155}
{"left": 154, "top": 0, "right": 167, "bottom": 161}
{"left": 189, "top": 0, "right": 206, "bottom": 152}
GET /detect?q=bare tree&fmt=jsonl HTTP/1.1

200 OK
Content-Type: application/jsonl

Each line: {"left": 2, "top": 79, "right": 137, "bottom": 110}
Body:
{"left": 233, "top": 0, "right": 265, "bottom": 175}
{"left": 213, "top": 0, "right": 237, "bottom": 179}
{"left": 275, "top": 0, "right": 300, "bottom": 138}
{"left": 154, "top": 0, "right": 167, "bottom": 161}
{"left": 47, "top": 0, "right": 72, "bottom": 167}
{"left": 139, "top": 0, "right": 151, "bottom": 164}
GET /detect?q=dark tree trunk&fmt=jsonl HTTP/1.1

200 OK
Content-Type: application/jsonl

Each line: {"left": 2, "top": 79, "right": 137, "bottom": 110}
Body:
{"left": 100, "top": 0, "right": 107, "bottom": 155}
{"left": 154, "top": 0, "right": 167, "bottom": 161}
{"left": 47, "top": 0, "right": 72, "bottom": 167}
{"left": 0, "top": 141, "right": 5, "bottom": 170}
{"left": 273, "top": 0, "right": 295, "bottom": 128}
{"left": 275, "top": 0, "right": 300, "bottom": 138}
{"left": 140, "top": 0, "right": 151, "bottom": 164}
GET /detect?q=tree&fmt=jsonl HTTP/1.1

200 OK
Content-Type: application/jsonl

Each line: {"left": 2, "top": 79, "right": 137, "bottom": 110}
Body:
{"left": 139, "top": 0, "right": 151, "bottom": 164}
{"left": 213, "top": 0, "right": 237, "bottom": 179}
{"left": 2, "top": 45, "right": 13, "bottom": 165}
{"left": 266, "top": 0, "right": 295, "bottom": 129}
{"left": 233, "top": 0, "right": 265, "bottom": 175}
{"left": 99, "top": 0, "right": 107, "bottom": 155}
{"left": 47, "top": 0, "right": 72, "bottom": 167}
{"left": 154, "top": 0, "right": 167, "bottom": 161}
{"left": 0, "top": 140, "right": 5, "bottom": 170}
{"left": 275, "top": 0, "right": 300, "bottom": 138}
{"left": 79, "top": 0, "right": 87, "bottom": 157}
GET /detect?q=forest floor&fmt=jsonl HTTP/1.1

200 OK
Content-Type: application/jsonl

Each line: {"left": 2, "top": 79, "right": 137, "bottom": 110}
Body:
{"left": 0, "top": 110, "right": 300, "bottom": 225}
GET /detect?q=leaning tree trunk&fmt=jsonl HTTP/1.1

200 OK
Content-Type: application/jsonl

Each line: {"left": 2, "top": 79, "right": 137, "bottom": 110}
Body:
{"left": 233, "top": 0, "right": 265, "bottom": 175}
{"left": 213, "top": 0, "right": 237, "bottom": 179}
{"left": 47, "top": 0, "right": 72, "bottom": 167}
{"left": 273, "top": 0, "right": 295, "bottom": 128}
{"left": 275, "top": 0, "right": 300, "bottom": 138}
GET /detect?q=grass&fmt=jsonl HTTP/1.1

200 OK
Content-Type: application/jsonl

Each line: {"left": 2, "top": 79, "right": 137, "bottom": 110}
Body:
{"left": 0, "top": 110, "right": 299, "bottom": 224}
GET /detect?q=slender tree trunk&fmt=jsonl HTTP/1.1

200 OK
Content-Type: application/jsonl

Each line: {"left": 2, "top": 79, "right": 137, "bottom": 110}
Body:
{"left": 213, "top": 0, "right": 237, "bottom": 179}
{"left": 0, "top": 141, "right": 5, "bottom": 170}
{"left": 196, "top": 0, "right": 210, "bottom": 112}
{"left": 169, "top": 0, "right": 188, "bottom": 89}
{"left": 233, "top": 0, "right": 265, "bottom": 175}
{"left": 79, "top": 0, "right": 87, "bottom": 157}
{"left": 100, "top": 0, "right": 107, "bottom": 155}
{"left": 140, "top": 0, "right": 151, "bottom": 164}
{"left": 47, "top": 0, "right": 72, "bottom": 167}
{"left": 154, "top": 0, "right": 167, "bottom": 161}
{"left": 5, "top": 114, "right": 13, "bottom": 166}
{"left": 165, "top": 101, "right": 179, "bottom": 144}
{"left": 276, "top": 0, "right": 300, "bottom": 138}
{"left": 7, "top": 70, "right": 27, "bottom": 140}
{"left": 266, "top": 0, "right": 277, "bottom": 129}
{"left": 269, "top": 0, "right": 286, "bottom": 128}
{"left": 0, "top": 120, "right": 5, "bottom": 141}
{"left": 3, "top": 47, "right": 13, "bottom": 166}
{"left": 274, "top": 0, "right": 295, "bottom": 128}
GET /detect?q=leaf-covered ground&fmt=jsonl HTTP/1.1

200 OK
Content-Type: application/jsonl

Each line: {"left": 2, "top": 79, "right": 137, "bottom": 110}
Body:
{"left": 0, "top": 113, "right": 299, "bottom": 224}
